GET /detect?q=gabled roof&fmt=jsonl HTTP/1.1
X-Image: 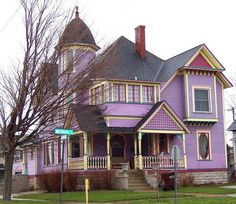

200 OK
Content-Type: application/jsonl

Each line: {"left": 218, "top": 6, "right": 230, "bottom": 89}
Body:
{"left": 156, "top": 44, "right": 203, "bottom": 82}
{"left": 228, "top": 120, "right": 236, "bottom": 131}
{"left": 92, "top": 37, "right": 231, "bottom": 86}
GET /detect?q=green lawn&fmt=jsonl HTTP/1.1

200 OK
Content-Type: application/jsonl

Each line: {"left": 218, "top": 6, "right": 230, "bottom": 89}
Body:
{"left": 14, "top": 185, "right": 236, "bottom": 203}
{"left": 130, "top": 197, "right": 236, "bottom": 204}
{"left": 0, "top": 201, "right": 57, "bottom": 204}
{"left": 178, "top": 185, "right": 236, "bottom": 194}
{"left": 16, "top": 190, "right": 173, "bottom": 202}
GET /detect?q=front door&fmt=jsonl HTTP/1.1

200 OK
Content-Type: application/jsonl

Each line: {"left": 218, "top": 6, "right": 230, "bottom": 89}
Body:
{"left": 111, "top": 135, "right": 126, "bottom": 166}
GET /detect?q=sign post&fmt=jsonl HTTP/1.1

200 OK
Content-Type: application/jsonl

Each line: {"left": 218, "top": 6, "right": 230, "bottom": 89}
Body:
{"left": 55, "top": 128, "right": 74, "bottom": 204}
{"left": 171, "top": 145, "right": 180, "bottom": 204}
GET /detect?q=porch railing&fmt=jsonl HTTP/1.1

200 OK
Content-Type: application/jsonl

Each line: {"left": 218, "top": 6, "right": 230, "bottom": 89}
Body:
{"left": 142, "top": 155, "right": 185, "bottom": 169}
{"left": 68, "top": 157, "right": 84, "bottom": 170}
{"left": 87, "top": 156, "right": 107, "bottom": 169}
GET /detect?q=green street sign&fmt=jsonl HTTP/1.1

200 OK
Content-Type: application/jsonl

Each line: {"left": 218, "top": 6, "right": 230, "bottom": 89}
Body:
{"left": 55, "top": 128, "right": 74, "bottom": 135}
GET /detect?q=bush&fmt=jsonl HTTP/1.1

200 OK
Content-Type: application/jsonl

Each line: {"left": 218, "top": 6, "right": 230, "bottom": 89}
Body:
{"left": 37, "top": 169, "right": 61, "bottom": 192}
{"left": 77, "top": 170, "right": 114, "bottom": 191}
{"left": 64, "top": 171, "right": 78, "bottom": 192}
{"left": 179, "top": 174, "right": 194, "bottom": 187}
{"left": 37, "top": 170, "right": 113, "bottom": 192}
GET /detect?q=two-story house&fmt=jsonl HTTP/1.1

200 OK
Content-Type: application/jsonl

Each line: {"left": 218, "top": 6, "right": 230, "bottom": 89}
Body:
{"left": 13, "top": 9, "right": 232, "bottom": 187}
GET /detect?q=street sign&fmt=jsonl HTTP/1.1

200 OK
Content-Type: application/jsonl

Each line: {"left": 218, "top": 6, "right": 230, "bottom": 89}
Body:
{"left": 61, "top": 135, "right": 67, "bottom": 140}
{"left": 55, "top": 128, "right": 74, "bottom": 135}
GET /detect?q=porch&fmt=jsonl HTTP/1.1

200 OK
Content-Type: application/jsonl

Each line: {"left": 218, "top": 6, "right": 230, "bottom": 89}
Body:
{"left": 67, "top": 131, "right": 187, "bottom": 170}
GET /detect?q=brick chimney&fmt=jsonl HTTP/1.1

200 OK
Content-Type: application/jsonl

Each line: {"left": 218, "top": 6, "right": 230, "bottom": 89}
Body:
{"left": 135, "top": 25, "right": 146, "bottom": 58}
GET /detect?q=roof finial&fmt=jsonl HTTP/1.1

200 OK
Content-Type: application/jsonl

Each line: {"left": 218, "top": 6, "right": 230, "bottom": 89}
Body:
{"left": 75, "top": 6, "right": 79, "bottom": 18}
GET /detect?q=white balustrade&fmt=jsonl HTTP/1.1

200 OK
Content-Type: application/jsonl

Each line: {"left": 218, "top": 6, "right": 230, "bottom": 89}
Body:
{"left": 142, "top": 155, "right": 185, "bottom": 169}
{"left": 87, "top": 156, "right": 107, "bottom": 169}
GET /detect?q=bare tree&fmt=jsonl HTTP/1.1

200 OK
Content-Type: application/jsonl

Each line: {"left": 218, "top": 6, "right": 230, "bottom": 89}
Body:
{"left": 0, "top": 0, "right": 115, "bottom": 200}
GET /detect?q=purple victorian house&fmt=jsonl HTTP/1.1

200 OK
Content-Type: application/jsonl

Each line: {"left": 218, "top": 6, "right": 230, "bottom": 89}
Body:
{"left": 13, "top": 10, "right": 232, "bottom": 188}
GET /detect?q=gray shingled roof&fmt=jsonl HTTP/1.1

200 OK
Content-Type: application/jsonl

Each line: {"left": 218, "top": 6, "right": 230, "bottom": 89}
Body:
{"left": 93, "top": 36, "right": 203, "bottom": 82}
{"left": 228, "top": 120, "right": 236, "bottom": 131}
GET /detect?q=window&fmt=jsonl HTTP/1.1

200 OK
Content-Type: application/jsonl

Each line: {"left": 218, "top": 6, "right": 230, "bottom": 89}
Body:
{"left": 113, "top": 84, "right": 126, "bottom": 102}
{"left": 14, "top": 150, "right": 23, "bottom": 161}
{"left": 64, "top": 50, "right": 73, "bottom": 71}
{"left": 71, "top": 136, "right": 80, "bottom": 158}
{"left": 142, "top": 86, "right": 154, "bottom": 103}
{"left": 197, "top": 132, "right": 210, "bottom": 160}
{"left": 30, "top": 148, "right": 34, "bottom": 159}
{"left": 194, "top": 89, "right": 210, "bottom": 112}
{"left": 44, "top": 142, "right": 54, "bottom": 166}
{"left": 128, "top": 85, "right": 140, "bottom": 102}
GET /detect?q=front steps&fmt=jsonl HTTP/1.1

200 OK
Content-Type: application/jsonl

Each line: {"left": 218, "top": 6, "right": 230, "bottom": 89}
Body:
{"left": 128, "top": 170, "right": 153, "bottom": 191}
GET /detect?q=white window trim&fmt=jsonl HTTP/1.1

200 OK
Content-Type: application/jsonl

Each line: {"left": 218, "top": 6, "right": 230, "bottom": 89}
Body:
{"left": 192, "top": 86, "right": 212, "bottom": 113}
{"left": 196, "top": 130, "right": 212, "bottom": 161}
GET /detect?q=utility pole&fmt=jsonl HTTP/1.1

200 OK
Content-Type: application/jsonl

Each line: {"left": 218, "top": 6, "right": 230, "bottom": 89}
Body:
{"left": 228, "top": 107, "right": 236, "bottom": 121}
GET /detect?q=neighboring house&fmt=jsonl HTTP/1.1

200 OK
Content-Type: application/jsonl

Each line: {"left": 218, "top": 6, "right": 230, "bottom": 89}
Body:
{"left": 13, "top": 9, "right": 232, "bottom": 187}
{"left": 228, "top": 121, "right": 236, "bottom": 166}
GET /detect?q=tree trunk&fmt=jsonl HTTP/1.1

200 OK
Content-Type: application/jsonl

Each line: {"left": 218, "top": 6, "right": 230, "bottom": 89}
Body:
{"left": 3, "top": 150, "right": 14, "bottom": 201}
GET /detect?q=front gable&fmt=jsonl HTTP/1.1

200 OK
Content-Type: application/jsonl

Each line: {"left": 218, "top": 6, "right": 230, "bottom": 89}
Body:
{"left": 136, "top": 101, "right": 190, "bottom": 133}
{"left": 144, "top": 107, "right": 181, "bottom": 130}
{"left": 185, "top": 45, "right": 223, "bottom": 69}
{"left": 189, "top": 52, "right": 212, "bottom": 68}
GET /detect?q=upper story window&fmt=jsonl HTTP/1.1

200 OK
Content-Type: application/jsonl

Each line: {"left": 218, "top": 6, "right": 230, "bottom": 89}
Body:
{"left": 64, "top": 50, "right": 74, "bottom": 71}
{"left": 197, "top": 132, "right": 211, "bottom": 160}
{"left": 128, "top": 85, "right": 140, "bottom": 103}
{"left": 14, "top": 150, "right": 23, "bottom": 162}
{"left": 142, "top": 86, "right": 154, "bottom": 103}
{"left": 194, "top": 88, "right": 210, "bottom": 112}
{"left": 113, "top": 84, "right": 126, "bottom": 102}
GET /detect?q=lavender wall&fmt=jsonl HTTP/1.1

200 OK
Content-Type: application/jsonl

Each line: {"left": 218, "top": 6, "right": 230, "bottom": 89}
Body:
{"left": 161, "top": 75, "right": 185, "bottom": 118}
{"left": 188, "top": 74, "right": 216, "bottom": 119}
{"left": 186, "top": 79, "right": 226, "bottom": 169}
{"left": 101, "top": 104, "right": 153, "bottom": 117}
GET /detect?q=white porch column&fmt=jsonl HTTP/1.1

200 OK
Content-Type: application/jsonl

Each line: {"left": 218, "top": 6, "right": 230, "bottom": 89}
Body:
{"left": 134, "top": 133, "right": 137, "bottom": 169}
{"left": 183, "top": 133, "right": 187, "bottom": 168}
{"left": 138, "top": 132, "right": 143, "bottom": 169}
{"left": 83, "top": 132, "right": 88, "bottom": 170}
{"left": 106, "top": 132, "right": 111, "bottom": 170}
{"left": 22, "top": 150, "right": 27, "bottom": 175}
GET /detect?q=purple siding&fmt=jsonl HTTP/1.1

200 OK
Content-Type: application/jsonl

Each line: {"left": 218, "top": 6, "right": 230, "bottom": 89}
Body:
{"left": 188, "top": 74, "right": 216, "bottom": 119}
{"left": 108, "top": 119, "right": 140, "bottom": 127}
{"left": 161, "top": 75, "right": 185, "bottom": 118}
{"left": 101, "top": 104, "right": 153, "bottom": 117}
{"left": 186, "top": 79, "right": 226, "bottom": 169}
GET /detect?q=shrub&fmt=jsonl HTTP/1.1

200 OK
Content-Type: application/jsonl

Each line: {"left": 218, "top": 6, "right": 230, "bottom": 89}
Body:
{"left": 37, "top": 169, "right": 61, "bottom": 192}
{"left": 179, "top": 174, "right": 194, "bottom": 187}
{"left": 64, "top": 171, "right": 78, "bottom": 192}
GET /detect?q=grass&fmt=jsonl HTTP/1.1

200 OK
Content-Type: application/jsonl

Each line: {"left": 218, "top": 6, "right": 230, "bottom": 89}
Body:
{"left": 16, "top": 190, "right": 174, "bottom": 202}
{"left": 130, "top": 197, "right": 236, "bottom": 204}
{"left": 178, "top": 185, "right": 236, "bottom": 194}
{"left": 15, "top": 185, "right": 236, "bottom": 203}
{"left": 0, "top": 201, "right": 58, "bottom": 204}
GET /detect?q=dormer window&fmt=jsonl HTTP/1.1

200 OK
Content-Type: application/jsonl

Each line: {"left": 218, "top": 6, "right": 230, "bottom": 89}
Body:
{"left": 113, "top": 84, "right": 126, "bottom": 102}
{"left": 194, "top": 88, "right": 210, "bottom": 112}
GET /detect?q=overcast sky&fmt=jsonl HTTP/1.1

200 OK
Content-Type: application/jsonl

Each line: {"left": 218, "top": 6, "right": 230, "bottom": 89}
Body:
{"left": 0, "top": 0, "right": 236, "bottom": 143}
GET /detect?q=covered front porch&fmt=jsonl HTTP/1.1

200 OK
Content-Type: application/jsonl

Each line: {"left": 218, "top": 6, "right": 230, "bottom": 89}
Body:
{"left": 67, "top": 130, "right": 187, "bottom": 170}
{"left": 66, "top": 101, "right": 190, "bottom": 171}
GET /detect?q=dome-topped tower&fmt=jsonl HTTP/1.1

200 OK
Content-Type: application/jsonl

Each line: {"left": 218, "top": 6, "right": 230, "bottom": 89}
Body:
{"left": 58, "top": 6, "right": 99, "bottom": 50}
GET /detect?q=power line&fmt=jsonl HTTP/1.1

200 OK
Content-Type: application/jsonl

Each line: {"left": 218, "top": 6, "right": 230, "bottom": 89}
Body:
{"left": 0, "top": 4, "right": 21, "bottom": 34}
